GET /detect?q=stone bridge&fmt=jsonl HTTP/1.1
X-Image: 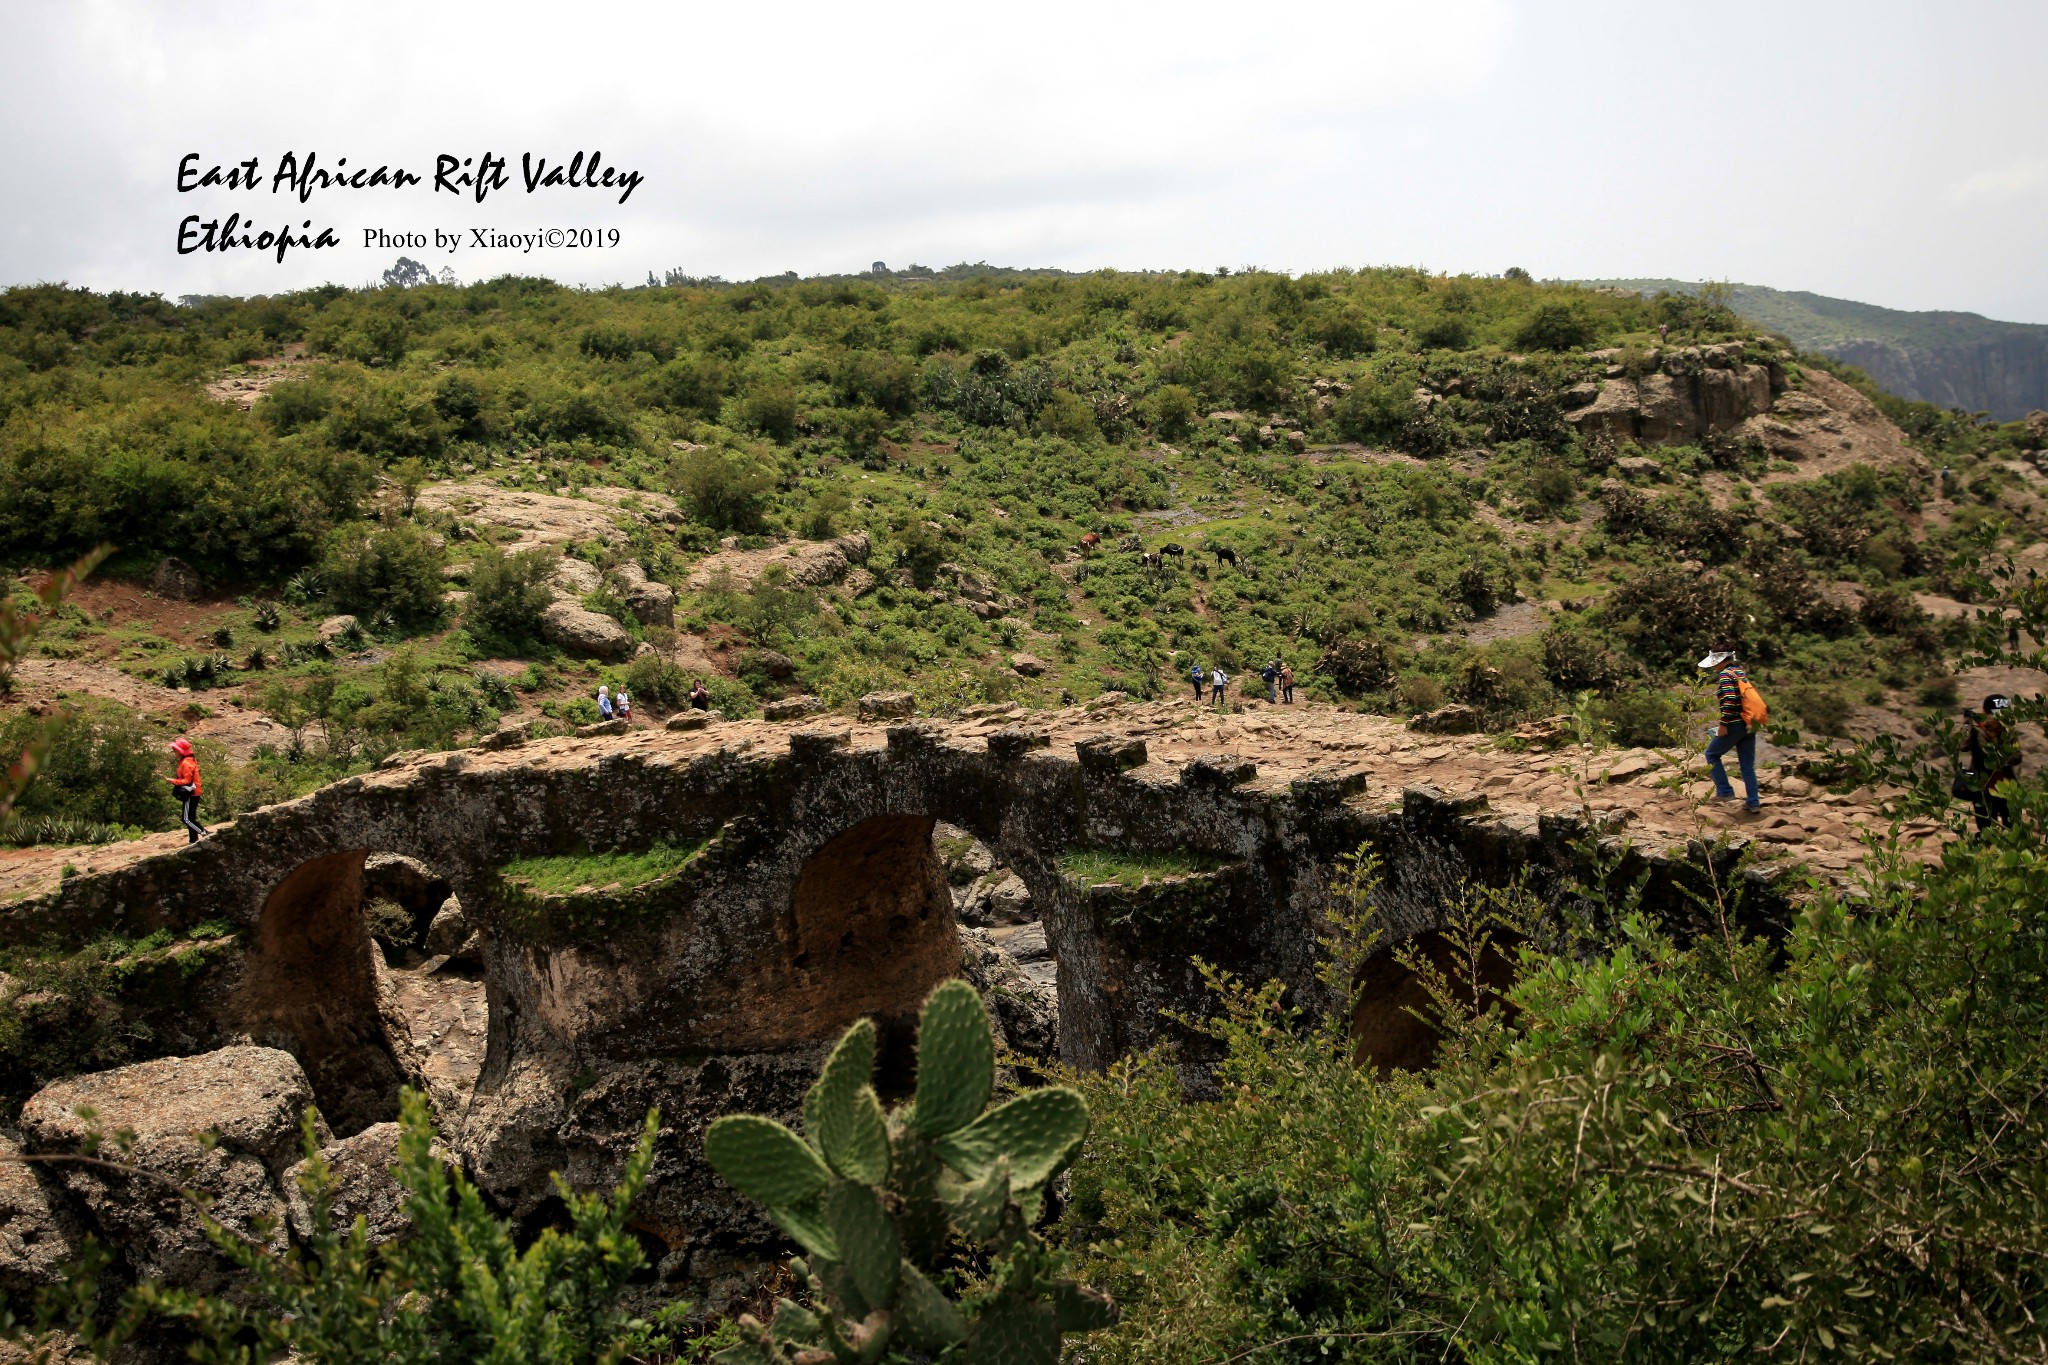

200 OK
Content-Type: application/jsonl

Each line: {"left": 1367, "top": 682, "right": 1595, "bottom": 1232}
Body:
{"left": 0, "top": 699, "right": 1902, "bottom": 1264}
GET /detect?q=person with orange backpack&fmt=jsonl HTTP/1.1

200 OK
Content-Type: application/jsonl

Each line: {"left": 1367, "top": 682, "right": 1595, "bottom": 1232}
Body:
{"left": 1699, "top": 646, "right": 1765, "bottom": 812}
{"left": 165, "top": 737, "right": 205, "bottom": 843}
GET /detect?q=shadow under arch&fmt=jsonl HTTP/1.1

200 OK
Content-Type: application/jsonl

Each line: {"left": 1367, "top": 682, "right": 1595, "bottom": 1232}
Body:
{"left": 234, "top": 850, "right": 412, "bottom": 1135}
{"left": 1350, "top": 930, "right": 1521, "bottom": 1074}
{"left": 782, "top": 813, "right": 960, "bottom": 1078}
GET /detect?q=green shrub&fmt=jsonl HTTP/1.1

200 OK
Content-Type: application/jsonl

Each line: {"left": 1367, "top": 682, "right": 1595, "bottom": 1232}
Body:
{"left": 1413, "top": 313, "right": 1471, "bottom": 352}
{"left": 1038, "top": 389, "right": 1098, "bottom": 442}
{"left": 736, "top": 379, "right": 799, "bottom": 442}
{"left": 0, "top": 704, "right": 171, "bottom": 833}
{"left": 1512, "top": 300, "right": 1598, "bottom": 352}
{"left": 1595, "top": 686, "right": 1684, "bottom": 747}
{"left": 20, "top": 1090, "right": 684, "bottom": 1361}
{"left": 624, "top": 650, "right": 689, "bottom": 712}
{"left": 464, "top": 545, "right": 555, "bottom": 647}
{"left": 1144, "top": 384, "right": 1198, "bottom": 441}
{"left": 1066, "top": 817, "right": 2048, "bottom": 1363}
{"left": 672, "top": 446, "right": 772, "bottom": 533}
{"left": 318, "top": 521, "right": 445, "bottom": 627}
{"left": 1785, "top": 683, "right": 1854, "bottom": 736}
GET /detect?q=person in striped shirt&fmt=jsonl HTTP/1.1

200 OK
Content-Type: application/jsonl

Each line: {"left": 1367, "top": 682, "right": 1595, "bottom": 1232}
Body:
{"left": 1699, "top": 646, "right": 1760, "bottom": 812}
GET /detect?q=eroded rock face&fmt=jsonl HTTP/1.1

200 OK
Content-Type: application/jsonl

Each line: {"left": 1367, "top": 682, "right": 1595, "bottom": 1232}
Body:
{"left": 610, "top": 562, "right": 676, "bottom": 628}
{"left": 18, "top": 1047, "right": 323, "bottom": 1294}
{"left": 150, "top": 556, "right": 204, "bottom": 601}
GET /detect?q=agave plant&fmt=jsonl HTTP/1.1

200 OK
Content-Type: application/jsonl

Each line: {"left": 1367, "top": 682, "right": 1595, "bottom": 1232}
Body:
{"left": 705, "top": 980, "right": 1115, "bottom": 1364}
{"left": 251, "top": 601, "right": 283, "bottom": 633}
{"left": 283, "top": 569, "right": 323, "bottom": 606}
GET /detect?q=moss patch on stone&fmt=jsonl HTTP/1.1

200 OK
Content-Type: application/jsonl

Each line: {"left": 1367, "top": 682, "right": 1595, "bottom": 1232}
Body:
{"left": 1058, "top": 847, "right": 1230, "bottom": 889}
{"left": 499, "top": 841, "right": 708, "bottom": 897}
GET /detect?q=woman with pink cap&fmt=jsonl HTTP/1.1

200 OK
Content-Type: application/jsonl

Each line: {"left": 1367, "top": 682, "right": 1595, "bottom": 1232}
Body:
{"left": 165, "top": 737, "right": 205, "bottom": 843}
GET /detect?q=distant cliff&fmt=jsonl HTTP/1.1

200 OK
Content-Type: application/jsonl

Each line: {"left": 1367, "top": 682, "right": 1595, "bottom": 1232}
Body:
{"left": 1585, "top": 280, "right": 2048, "bottom": 422}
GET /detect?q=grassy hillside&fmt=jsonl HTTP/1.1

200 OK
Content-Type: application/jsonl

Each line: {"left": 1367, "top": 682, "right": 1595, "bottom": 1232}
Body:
{"left": 1, "top": 267, "right": 2043, "bottom": 840}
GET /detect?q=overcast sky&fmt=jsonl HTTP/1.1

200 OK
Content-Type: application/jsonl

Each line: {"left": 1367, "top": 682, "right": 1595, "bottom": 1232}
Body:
{"left": 2, "top": 0, "right": 2044, "bottom": 321}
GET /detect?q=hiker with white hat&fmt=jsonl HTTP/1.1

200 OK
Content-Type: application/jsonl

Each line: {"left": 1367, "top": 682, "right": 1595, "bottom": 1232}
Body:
{"left": 1699, "top": 645, "right": 1765, "bottom": 812}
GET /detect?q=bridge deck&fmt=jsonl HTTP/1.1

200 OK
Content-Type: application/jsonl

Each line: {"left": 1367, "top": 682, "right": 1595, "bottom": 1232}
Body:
{"left": 0, "top": 699, "right": 1924, "bottom": 909}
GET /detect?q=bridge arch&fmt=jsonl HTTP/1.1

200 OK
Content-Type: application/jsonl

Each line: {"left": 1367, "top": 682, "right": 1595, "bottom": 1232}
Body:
{"left": 233, "top": 850, "right": 412, "bottom": 1135}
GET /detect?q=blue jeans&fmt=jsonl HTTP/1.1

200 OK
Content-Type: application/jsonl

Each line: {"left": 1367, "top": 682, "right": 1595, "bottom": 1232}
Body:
{"left": 1704, "top": 722, "right": 1759, "bottom": 808}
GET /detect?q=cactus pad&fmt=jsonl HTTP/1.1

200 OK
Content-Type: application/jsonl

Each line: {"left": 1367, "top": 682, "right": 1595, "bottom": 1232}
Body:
{"left": 825, "top": 1178, "right": 901, "bottom": 1311}
{"left": 942, "top": 1153, "right": 1012, "bottom": 1243}
{"left": 969, "top": 1295, "right": 1061, "bottom": 1365}
{"left": 931, "top": 1086, "right": 1088, "bottom": 1189}
{"left": 910, "top": 979, "right": 994, "bottom": 1136}
{"left": 895, "top": 1261, "right": 969, "bottom": 1350}
{"left": 705, "top": 1114, "right": 831, "bottom": 1207}
{"left": 806, "top": 1018, "right": 891, "bottom": 1183}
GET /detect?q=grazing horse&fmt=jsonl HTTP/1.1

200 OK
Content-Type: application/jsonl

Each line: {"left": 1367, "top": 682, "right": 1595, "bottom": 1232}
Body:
{"left": 1079, "top": 531, "right": 1102, "bottom": 552}
{"left": 1140, "top": 551, "right": 1163, "bottom": 570}
{"left": 1158, "top": 542, "right": 1185, "bottom": 558}
{"left": 1213, "top": 546, "right": 1239, "bottom": 568}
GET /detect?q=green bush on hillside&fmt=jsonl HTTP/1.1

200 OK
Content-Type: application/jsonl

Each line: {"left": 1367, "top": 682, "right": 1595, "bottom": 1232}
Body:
{"left": 317, "top": 521, "right": 445, "bottom": 628}
{"left": 464, "top": 545, "right": 555, "bottom": 648}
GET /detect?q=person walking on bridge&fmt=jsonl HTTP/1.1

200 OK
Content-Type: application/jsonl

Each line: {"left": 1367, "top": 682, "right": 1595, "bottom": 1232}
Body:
{"left": 1699, "top": 647, "right": 1763, "bottom": 813}
{"left": 165, "top": 737, "right": 205, "bottom": 844}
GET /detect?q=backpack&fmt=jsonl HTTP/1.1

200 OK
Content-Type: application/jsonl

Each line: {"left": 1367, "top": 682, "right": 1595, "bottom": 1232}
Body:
{"left": 1737, "top": 677, "right": 1768, "bottom": 728}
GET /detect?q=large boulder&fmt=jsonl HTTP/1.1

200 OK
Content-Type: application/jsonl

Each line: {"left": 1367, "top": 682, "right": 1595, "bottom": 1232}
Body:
{"left": 958, "top": 927, "right": 1057, "bottom": 1062}
{"left": 425, "top": 896, "right": 472, "bottom": 958}
{"left": 0, "top": 1133, "right": 84, "bottom": 1298}
{"left": 540, "top": 600, "right": 633, "bottom": 662}
{"left": 149, "top": 556, "right": 204, "bottom": 601}
{"left": 551, "top": 557, "right": 604, "bottom": 597}
{"left": 857, "top": 691, "right": 916, "bottom": 721}
{"left": 18, "top": 1047, "right": 323, "bottom": 1294}
{"left": 283, "top": 1122, "right": 413, "bottom": 1248}
{"left": 958, "top": 870, "right": 1034, "bottom": 927}
{"left": 610, "top": 562, "right": 676, "bottom": 628}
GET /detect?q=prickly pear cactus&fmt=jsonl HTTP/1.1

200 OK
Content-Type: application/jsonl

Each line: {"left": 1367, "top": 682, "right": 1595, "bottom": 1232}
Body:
{"left": 704, "top": 979, "right": 1116, "bottom": 1364}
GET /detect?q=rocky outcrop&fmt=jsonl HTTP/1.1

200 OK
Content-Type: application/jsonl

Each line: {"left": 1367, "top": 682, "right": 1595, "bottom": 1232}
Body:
{"left": 684, "top": 532, "right": 872, "bottom": 592}
{"left": 1568, "top": 343, "right": 1776, "bottom": 446}
{"left": 539, "top": 600, "right": 633, "bottom": 662}
{"left": 416, "top": 482, "right": 680, "bottom": 554}
{"left": 18, "top": 1047, "right": 323, "bottom": 1294}
{"left": 1826, "top": 334, "right": 2048, "bottom": 424}
{"left": 551, "top": 557, "right": 604, "bottom": 597}
{"left": 610, "top": 562, "right": 676, "bottom": 628}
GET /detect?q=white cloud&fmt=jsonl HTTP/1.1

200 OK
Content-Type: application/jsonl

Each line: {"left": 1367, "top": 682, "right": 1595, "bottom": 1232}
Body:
{"left": 1951, "top": 157, "right": 2048, "bottom": 202}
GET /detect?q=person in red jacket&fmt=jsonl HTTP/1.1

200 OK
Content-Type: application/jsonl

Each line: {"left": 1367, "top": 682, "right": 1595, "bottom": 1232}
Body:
{"left": 165, "top": 737, "right": 205, "bottom": 843}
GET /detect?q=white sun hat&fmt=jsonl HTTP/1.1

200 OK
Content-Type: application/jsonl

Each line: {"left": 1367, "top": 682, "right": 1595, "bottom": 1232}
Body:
{"left": 1697, "top": 650, "right": 1733, "bottom": 670}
